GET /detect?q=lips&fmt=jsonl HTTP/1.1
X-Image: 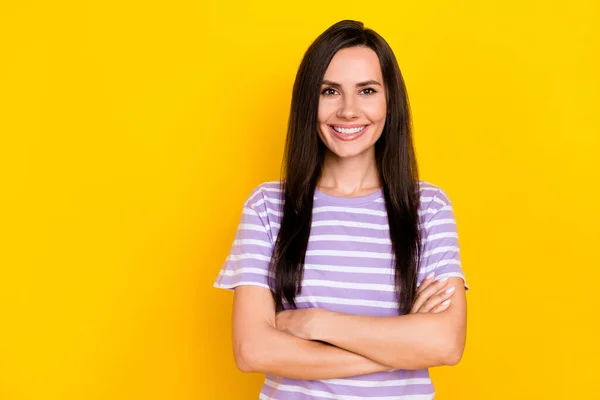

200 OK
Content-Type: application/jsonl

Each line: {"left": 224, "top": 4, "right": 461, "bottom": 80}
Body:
{"left": 328, "top": 124, "right": 369, "bottom": 141}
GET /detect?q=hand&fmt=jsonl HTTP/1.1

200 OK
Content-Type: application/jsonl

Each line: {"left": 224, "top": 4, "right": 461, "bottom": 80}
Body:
{"left": 275, "top": 308, "right": 323, "bottom": 340}
{"left": 411, "top": 273, "right": 455, "bottom": 314}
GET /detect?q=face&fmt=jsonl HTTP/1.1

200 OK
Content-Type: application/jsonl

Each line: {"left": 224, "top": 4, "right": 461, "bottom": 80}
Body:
{"left": 317, "top": 46, "right": 387, "bottom": 160}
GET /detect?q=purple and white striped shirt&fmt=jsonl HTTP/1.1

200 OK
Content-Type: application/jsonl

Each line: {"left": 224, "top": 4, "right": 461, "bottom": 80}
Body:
{"left": 214, "top": 180, "right": 468, "bottom": 399}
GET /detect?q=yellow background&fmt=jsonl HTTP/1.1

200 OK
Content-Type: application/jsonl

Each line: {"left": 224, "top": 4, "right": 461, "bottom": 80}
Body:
{"left": 1, "top": 0, "right": 599, "bottom": 399}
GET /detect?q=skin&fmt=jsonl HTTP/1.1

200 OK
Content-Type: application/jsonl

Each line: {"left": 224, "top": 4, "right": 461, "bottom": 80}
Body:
{"left": 232, "top": 46, "right": 466, "bottom": 378}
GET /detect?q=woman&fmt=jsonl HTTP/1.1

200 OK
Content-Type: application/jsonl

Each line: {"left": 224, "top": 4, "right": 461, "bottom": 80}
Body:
{"left": 214, "top": 19, "right": 468, "bottom": 399}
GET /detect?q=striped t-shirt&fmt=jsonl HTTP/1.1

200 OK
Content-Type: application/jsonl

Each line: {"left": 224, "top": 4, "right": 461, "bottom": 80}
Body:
{"left": 214, "top": 180, "right": 468, "bottom": 399}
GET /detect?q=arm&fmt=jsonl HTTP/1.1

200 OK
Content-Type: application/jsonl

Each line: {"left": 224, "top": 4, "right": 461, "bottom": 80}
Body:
{"left": 232, "top": 285, "right": 393, "bottom": 379}
{"left": 307, "top": 277, "right": 467, "bottom": 370}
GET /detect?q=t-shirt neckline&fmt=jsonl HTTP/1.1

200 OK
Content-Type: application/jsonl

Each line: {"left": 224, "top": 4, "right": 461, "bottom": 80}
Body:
{"left": 314, "top": 187, "right": 384, "bottom": 206}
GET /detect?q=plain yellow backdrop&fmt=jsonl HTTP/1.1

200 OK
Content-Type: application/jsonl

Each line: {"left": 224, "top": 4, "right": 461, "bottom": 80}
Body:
{"left": 1, "top": 0, "right": 599, "bottom": 399}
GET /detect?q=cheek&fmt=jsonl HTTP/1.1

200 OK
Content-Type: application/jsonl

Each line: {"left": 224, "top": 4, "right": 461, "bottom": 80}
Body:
{"left": 317, "top": 102, "right": 335, "bottom": 125}
{"left": 365, "top": 99, "right": 387, "bottom": 122}
{"left": 316, "top": 108, "right": 329, "bottom": 142}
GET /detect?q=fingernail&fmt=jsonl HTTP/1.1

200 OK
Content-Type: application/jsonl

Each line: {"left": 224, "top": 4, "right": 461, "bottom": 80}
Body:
{"left": 445, "top": 286, "right": 455, "bottom": 294}
{"left": 426, "top": 272, "right": 435, "bottom": 280}
{"left": 439, "top": 277, "right": 449, "bottom": 283}
{"left": 441, "top": 299, "right": 451, "bottom": 307}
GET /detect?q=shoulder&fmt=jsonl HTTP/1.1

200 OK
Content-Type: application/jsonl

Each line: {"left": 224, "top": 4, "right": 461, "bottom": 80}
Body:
{"left": 418, "top": 179, "right": 453, "bottom": 212}
{"left": 243, "top": 180, "right": 284, "bottom": 212}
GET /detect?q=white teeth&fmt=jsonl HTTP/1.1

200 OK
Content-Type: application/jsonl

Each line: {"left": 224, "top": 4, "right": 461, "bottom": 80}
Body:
{"left": 333, "top": 126, "right": 366, "bottom": 134}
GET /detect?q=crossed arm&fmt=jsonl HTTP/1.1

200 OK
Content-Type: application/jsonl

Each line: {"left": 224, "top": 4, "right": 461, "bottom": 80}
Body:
{"left": 232, "top": 276, "right": 467, "bottom": 380}
{"left": 232, "top": 285, "right": 391, "bottom": 380}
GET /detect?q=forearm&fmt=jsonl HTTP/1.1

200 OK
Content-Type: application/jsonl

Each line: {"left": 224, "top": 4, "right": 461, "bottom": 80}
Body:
{"left": 311, "top": 312, "right": 465, "bottom": 370}
{"left": 236, "top": 322, "right": 393, "bottom": 380}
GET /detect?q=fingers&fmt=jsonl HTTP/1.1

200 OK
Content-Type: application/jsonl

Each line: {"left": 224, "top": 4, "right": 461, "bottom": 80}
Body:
{"left": 415, "top": 271, "right": 436, "bottom": 296}
{"left": 430, "top": 298, "right": 452, "bottom": 313}
{"left": 410, "top": 275, "right": 450, "bottom": 314}
{"left": 418, "top": 285, "right": 455, "bottom": 313}
{"left": 412, "top": 273, "right": 437, "bottom": 313}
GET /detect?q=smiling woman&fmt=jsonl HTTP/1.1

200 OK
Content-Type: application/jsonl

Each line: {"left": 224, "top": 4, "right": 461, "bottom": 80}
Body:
{"left": 214, "top": 19, "right": 468, "bottom": 399}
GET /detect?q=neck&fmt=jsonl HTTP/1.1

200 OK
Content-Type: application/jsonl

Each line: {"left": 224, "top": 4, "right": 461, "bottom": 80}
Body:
{"left": 318, "top": 148, "right": 380, "bottom": 197}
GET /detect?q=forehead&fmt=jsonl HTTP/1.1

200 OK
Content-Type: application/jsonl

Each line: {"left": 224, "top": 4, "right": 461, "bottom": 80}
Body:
{"left": 323, "top": 46, "right": 383, "bottom": 83}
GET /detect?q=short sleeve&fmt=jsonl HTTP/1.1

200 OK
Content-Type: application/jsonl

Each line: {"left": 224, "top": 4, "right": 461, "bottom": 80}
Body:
{"left": 213, "top": 188, "right": 275, "bottom": 291}
{"left": 419, "top": 188, "right": 469, "bottom": 290}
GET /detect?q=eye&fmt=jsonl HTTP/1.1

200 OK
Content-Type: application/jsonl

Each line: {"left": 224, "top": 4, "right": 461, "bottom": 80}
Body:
{"left": 361, "top": 87, "right": 377, "bottom": 95}
{"left": 321, "top": 88, "right": 338, "bottom": 96}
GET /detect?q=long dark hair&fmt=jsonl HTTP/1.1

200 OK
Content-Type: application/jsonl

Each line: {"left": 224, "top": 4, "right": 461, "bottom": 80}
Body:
{"left": 269, "top": 20, "right": 422, "bottom": 315}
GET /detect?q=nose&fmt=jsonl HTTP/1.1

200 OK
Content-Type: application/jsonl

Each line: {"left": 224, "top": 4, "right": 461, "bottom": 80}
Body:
{"left": 336, "top": 95, "right": 359, "bottom": 119}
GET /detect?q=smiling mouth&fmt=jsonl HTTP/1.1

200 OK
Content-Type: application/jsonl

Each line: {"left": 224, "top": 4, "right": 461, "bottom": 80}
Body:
{"left": 331, "top": 125, "right": 367, "bottom": 135}
{"left": 327, "top": 124, "right": 370, "bottom": 141}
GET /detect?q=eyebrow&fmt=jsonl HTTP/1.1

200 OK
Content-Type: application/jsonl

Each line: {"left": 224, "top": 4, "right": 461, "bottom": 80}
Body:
{"left": 321, "top": 79, "right": 383, "bottom": 88}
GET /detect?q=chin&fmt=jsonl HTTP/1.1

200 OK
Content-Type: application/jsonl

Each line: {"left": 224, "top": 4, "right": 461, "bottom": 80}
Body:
{"left": 327, "top": 145, "right": 372, "bottom": 159}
